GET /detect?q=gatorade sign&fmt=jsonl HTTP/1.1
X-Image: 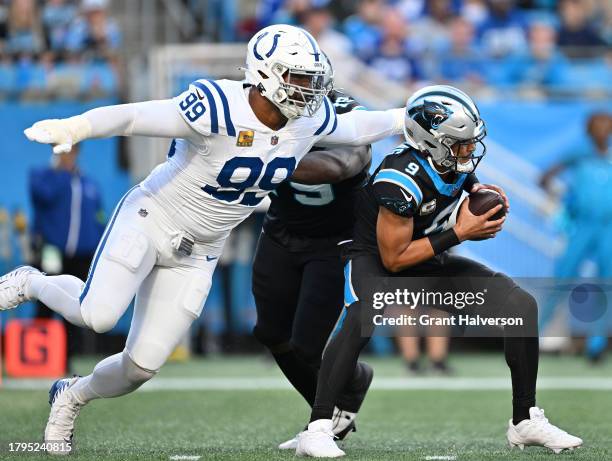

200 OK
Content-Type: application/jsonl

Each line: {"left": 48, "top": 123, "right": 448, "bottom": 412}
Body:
{"left": 4, "top": 319, "right": 66, "bottom": 378}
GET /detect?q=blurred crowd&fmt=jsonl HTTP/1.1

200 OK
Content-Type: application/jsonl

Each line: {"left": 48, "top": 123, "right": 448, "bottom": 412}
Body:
{"left": 253, "top": 0, "right": 611, "bottom": 95}
{"left": 1, "top": 0, "right": 610, "bottom": 100}
{"left": 0, "top": 0, "right": 120, "bottom": 99}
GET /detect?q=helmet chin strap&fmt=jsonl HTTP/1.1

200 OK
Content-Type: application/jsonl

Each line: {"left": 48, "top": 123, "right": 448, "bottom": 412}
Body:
{"left": 429, "top": 152, "right": 476, "bottom": 174}
{"left": 241, "top": 66, "right": 302, "bottom": 119}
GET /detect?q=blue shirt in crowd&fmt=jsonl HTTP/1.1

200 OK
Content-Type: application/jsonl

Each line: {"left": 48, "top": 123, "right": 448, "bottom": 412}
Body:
{"left": 30, "top": 167, "right": 105, "bottom": 258}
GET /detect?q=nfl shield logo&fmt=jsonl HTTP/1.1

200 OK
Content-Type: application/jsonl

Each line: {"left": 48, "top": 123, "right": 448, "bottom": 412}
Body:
{"left": 271, "top": 135, "right": 279, "bottom": 146}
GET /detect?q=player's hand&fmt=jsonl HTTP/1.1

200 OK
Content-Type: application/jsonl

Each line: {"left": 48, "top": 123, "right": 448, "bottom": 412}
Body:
{"left": 453, "top": 197, "right": 506, "bottom": 241}
{"left": 24, "top": 116, "right": 91, "bottom": 155}
{"left": 471, "top": 183, "right": 510, "bottom": 212}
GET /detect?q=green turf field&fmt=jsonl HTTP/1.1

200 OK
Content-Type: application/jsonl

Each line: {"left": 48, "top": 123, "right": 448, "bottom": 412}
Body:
{"left": 1, "top": 354, "right": 610, "bottom": 460}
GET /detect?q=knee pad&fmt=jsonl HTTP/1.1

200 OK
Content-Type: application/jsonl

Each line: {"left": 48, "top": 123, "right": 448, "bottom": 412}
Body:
{"left": 81, "top": 302, "right": 120, "bottom": 334}
{"left": 505, "top": 288, "right": 539, "bottom": 336}
{"left": 105, "top": 227, "right": 151, "bottom": 273}
{"left": 122, "top": 350, "right": 157, "bottom": 384}
{"left": 506, "top": 288, "right": 538, "bottom": 318}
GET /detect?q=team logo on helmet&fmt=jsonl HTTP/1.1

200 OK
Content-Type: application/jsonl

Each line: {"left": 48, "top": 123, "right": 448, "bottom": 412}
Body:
{"left": 410, "top": 100, "right": 453, "bottom": 131}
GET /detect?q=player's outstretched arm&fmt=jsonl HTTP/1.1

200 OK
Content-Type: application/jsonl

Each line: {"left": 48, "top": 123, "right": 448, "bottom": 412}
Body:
{"left": 318, "top": 108, "right": 405, "bottom": 147}
{"left": 24, "top": 99, "right": 196, "bottom": 154}
{"left": 291, "top": 145, "right": 371, "bottom": 184}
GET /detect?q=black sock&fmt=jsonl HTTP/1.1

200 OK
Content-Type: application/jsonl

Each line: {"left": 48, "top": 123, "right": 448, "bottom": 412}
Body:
{"left": 502, "top": 288, "right": 539, "bottom": 426}
{"left": 505, "top": 335, "right": 539, "bottom": 425}
{"left": 310, "top": 303, "right": 371, "bottom": 422}
{"left": 513, "top": 406, "right": 532, "bottom": 425}
{"left": 335, "top": 362, "right": 370, "bottom": 413}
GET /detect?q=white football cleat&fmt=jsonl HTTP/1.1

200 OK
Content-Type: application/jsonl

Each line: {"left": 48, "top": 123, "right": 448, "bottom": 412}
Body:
{"left": 296, "top": 419, "right": 345, "bottom": 458}
{"left": 45, "top": 377, "right": 86, "bottom": 455}
{"left": 507, "top": 407, "right": 583, "bottom": 454}
{"left": 0, "top": 266, "right": 40, "bottom": 310}
{"left": 278, "top": 436, "right": 299, "bottom": 450}
{"left": 279, "top": 407, "right": 356, "bottom": 450}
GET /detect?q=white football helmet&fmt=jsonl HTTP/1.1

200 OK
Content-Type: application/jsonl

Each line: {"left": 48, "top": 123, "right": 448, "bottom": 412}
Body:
{"left": 242, "top": 24, "right": 332, "bottom": 119}
{"left": 403, "top": 85, "right": 486, "bottom": 173}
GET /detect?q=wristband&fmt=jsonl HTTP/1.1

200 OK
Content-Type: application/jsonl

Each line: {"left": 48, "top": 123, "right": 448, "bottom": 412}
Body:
{"left": 66, "top": 115, "right": 93, "bottom": 144}
{"left": 428, "top": 229, "right": 460, "bottom": 255}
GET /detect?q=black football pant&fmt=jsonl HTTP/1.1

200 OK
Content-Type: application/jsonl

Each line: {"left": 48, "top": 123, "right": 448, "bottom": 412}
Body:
{"left": 310, "top": 252, "right": 539, "bottom": 425}
{"left": 252, "top": 231, "right": 363, "bottom": 409}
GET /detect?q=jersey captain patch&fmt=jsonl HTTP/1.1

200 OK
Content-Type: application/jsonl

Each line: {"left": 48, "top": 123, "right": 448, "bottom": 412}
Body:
{"left": 237, "top": 130, "right": 254, "bottom": 147}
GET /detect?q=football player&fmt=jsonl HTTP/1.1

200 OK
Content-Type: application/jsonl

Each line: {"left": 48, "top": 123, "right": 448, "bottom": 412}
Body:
{"left": 0, "top": 24, "right": 405, "bottom": 453}
{"left": 295, "top": 85, "right": 583, "bottom": 457}
{"left": 252, "top": 89, "right": 374, "bottom": 450}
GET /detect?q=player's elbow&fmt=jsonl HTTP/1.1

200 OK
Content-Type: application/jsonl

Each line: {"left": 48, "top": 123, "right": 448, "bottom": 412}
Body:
{"left": 324, "top": 164, "right": 348, "bottom": 183}
{"left": 380, "top": 251, "right": 403, "bottom": 273}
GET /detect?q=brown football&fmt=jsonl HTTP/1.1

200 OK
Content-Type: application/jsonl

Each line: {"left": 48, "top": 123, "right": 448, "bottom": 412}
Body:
{"left": 468, "top": 189, "right": 506, "bottom": 220}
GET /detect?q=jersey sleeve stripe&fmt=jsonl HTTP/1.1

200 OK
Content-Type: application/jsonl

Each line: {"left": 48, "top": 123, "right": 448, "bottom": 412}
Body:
{"left": 327, "top": 101, "right": 338, "bottom": 135}
{"left": 192, "top": 81, "right": 219, "bottom": 134}
{"left": 374, "top": 169, "right": 423, "bottom": 204}
{"left": 206, "top": 79, "right": 237, "bottom": 137}
{"left": 314, "top": 97, "right": 331, "bottom": 135}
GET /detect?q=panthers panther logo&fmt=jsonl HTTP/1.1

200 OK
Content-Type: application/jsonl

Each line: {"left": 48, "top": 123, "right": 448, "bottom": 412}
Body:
{"left": 409, "top": 100, "right": 453, "bottom": 130}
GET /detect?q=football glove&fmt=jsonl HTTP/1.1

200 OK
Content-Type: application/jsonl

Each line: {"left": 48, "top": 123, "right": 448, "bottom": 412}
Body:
{"left": 24, "top": 116, "right": 92, "bottom": 154}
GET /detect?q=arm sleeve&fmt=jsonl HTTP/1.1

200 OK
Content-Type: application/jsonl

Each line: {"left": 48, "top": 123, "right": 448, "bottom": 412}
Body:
{"left": 372, "top": 167, "right": 423, "bottom": 218}
{"left": 83, "top": 99, "right": 198, "bottom": 140}
{"left": 317, "top": 108, "right": 405, "bottom": 147}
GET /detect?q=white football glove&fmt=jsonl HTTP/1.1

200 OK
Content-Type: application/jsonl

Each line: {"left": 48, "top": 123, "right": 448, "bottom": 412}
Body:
{"left": 24, "top": 116, "right": 92, "bottom": 154}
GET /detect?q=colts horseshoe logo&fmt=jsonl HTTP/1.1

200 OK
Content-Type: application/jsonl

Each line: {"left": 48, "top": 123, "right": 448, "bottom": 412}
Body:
{"left": 253, "top": 32, "right": 283, "bottom": 61}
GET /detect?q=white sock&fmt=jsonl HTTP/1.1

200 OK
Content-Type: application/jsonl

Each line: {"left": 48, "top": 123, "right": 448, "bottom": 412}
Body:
{"left": 27, "top": 274, "right": 87, "bottom": 327}
{"left": 70, "top": 352, "right": 156, "bottom": 404}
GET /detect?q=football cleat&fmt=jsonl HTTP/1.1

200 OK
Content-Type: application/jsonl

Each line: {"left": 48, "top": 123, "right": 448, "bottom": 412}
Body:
{"left": 0, "top": 266, "right": 40, "bottom": 310}
{"left": 279, "top": 407, "right": 355, "bottom": 450}
{"left": 45, "top": 377, "right": 85, "bottom": 455}
{"left": 429, "top": 360, "right": 454, "bottom": 375}
{"left": 507, "top": 407, "right": 583, "bottom": 454}
{"left": 278, "top": 436, "right": 299, "bottom": 450}
{"left": 331, "top": 407, "right": 357, "bottom": 441}
{"left": 296, "top": 419, "right": 345, "bottom": 458}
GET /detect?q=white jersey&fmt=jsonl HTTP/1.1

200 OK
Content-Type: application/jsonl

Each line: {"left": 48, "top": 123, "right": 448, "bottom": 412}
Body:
{"left": 140, "top": 79, "right": 338, "bottom": 254}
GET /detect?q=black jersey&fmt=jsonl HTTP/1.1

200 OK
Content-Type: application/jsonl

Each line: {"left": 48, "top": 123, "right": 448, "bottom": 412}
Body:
{"left": 349, "top": 143, "right": 478, "bottom": 256}
{"left": 263, "top": 91, "right": 369, "bottom": 251}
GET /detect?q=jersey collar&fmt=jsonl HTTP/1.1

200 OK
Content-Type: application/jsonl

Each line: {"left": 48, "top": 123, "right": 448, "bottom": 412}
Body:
{"left": 414, "top": 154, "right": 466, "bottom": 196}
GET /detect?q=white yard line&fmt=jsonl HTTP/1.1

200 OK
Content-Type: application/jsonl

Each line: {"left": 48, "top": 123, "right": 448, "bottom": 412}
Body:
{"left": 3, "top": 377, "right": 612, "bottom": 391}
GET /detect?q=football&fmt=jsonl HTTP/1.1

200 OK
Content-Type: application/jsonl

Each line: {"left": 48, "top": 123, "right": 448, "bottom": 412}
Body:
{"left": 468, "top": 189, "right": 507, "bottom": 220}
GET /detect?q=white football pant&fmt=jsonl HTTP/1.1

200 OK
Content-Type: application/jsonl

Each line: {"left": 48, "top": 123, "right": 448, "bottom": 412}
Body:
{"left": 29, "top": 186, "right": 218, "bottom": 400}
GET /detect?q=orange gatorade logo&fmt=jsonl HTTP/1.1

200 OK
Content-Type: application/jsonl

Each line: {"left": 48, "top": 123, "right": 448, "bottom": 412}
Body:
{"left": 4, "top": 319, "right": 66, "bottom": 378}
